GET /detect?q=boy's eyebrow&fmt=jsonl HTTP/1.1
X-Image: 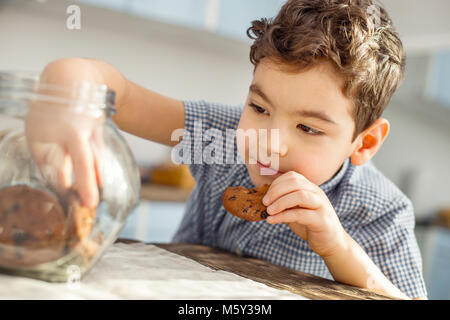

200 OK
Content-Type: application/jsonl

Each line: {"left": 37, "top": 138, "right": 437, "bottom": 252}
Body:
{"left": 249, "top": 83, "right": 337, "bottom": 125}
{"left": 296, "top": 110, "right": 337, "bottom": 125}
{"left": 249, "top": 84, "right": 275, "bottom": 107}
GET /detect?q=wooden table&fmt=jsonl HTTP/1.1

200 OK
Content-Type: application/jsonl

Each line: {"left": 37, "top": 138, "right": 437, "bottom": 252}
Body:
{"left": 116, "top": 239, "right": 396, "bottom": 300}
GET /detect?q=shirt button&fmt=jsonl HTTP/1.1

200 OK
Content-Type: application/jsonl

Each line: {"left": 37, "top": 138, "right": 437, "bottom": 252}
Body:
{"left": 235, "top": 248, "right": 243, "bottom": 256}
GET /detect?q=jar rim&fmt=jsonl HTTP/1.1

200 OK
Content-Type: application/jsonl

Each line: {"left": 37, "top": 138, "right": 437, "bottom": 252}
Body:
{"left": 0, "top": 70, "right": 116, "bottom": 117}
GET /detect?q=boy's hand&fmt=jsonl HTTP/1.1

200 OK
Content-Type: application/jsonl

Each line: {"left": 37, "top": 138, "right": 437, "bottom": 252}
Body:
{"left": 25, "top": 58, "right": 106, "bottom": 208}
{"left": 263, "top": 171, "right": 347, "bottom": 258}
{"left": 25, "top": 108, "right": 103, "bottom": 208}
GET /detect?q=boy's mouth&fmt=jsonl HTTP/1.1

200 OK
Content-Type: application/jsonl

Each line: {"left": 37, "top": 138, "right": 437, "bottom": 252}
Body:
{"left": 256, "top": 161, "right": 284, "bottom": 176}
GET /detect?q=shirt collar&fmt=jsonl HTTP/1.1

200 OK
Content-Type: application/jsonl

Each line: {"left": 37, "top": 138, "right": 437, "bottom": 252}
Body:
{"left": 319, "top": 158, "right": 350, "bottom": 194}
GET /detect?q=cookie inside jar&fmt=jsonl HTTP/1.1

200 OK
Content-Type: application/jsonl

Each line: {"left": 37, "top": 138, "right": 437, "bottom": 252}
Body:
{"left": 0, "top": 184, "right": 102, "bottom": 268}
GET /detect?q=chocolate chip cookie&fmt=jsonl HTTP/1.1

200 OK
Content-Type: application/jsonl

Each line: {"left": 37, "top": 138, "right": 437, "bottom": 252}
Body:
{"left": 0, "top": 185, "right": 99, "bottom": 268}
{"left": 222, "top": 184, "right": 270, "bottom": 221}
{"left": 0, "top": 185, "right": 67, "bottom": 266}
{"left": 63, "top": 189, "right": 97, "bottom": 249}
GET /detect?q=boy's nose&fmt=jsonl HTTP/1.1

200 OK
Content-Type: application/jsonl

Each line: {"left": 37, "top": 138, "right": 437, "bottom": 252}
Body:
{"left": 259, "top": 128, "right": 288, "bottom": 158}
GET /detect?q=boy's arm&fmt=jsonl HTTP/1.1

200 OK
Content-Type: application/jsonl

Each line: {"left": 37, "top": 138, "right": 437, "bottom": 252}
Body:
{"left": 324, "top": 233, "right": 428, "bottom": 300}
{"left": 322, "top": 232, "right": 411, "bottom": 299}
{"left": 112, "top": 79, "right": 184, "bottom": 146}
{"left": 41, "top": 57, "right": 185, "bottom": 146}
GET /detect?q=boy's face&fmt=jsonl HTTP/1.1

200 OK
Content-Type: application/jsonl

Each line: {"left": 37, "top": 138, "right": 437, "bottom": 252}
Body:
{"left": 237, "top": 58, "right": 359, "bottom": 187}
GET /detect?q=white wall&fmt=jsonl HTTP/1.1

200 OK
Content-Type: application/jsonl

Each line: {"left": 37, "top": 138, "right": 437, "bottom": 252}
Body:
{"left": 382, "top": 0, "right": 450, "bottom": 54}
{"left": 0, "top": 0, "right": 449, "bottom": 218}
{"left": 373, "top": 106, "right": 450, "bottom": 218}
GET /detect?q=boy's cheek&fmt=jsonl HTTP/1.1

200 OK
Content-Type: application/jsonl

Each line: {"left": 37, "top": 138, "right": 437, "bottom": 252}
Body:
{"left": 283, "top": 154, "right": 333, "bottom": 186}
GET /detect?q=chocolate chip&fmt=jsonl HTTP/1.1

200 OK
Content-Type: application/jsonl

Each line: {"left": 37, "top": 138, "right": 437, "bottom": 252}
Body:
{"left": 248, "top": 190, "right": 257, "bottom": 194}
{"left": 261, "top": 210, "right": 269, "bottom": 219}
{"left": 4, "top": 203, "right": 20, "bottom": 215}
{"left": 228, "top": 196, "right": 236, "bottom": 201}
{"left": 12, "top": 229, "right": 32, "bottom": 246}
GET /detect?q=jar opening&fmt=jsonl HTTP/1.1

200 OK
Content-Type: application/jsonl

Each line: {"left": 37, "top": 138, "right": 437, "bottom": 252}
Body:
{"left": 0, "top": 71, "right": 116, "bottom": 118}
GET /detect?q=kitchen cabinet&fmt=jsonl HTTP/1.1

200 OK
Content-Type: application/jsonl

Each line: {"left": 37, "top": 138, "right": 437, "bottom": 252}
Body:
{"left": 75, "top": 0, "right": 284, "bottom": 41}
{"left": 216, "top": 0, "right": 285, "bottom": 40}
{"left": 128, "top": 0, "right": 208, "bottom": 29}
{"left": 75, "top": 0, "right": 207, "bottom": 29}
{"left": 75, "top": 0, "right": 128, "bottom": 11}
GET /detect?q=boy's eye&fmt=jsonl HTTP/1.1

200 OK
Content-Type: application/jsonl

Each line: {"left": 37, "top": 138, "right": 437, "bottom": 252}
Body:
{"left": 297, "top": 124, "right": 322, "bottom": 135}
{"left": 249, "top": 103, "right": 269, "bottom": 115}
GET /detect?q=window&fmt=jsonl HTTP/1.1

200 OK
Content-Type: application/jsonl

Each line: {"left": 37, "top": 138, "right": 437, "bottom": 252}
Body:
{"left": 427, "top": 51, "right": 450, "bottom": 108}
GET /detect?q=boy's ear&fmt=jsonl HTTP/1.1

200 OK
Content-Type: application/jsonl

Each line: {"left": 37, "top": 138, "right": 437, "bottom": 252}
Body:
{"left": 350, "top": 118, "right": 390, "bottom": 166}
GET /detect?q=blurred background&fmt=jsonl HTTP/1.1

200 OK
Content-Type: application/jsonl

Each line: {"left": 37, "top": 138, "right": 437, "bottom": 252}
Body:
{"left": 0, "top": 0, "right": 448, "bottom": 298}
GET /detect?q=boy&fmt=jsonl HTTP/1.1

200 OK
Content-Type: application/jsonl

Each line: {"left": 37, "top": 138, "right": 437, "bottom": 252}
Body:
{"left": 29, "top": 0, "right": 427, "bottom": 299}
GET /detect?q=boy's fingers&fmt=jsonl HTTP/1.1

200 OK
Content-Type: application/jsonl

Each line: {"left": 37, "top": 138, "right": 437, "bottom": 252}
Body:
{"left": 266, "top": 208, "right": 317, "bottom": 226}
{"left": 263, "top": 175, "right": 317, "bottom": 206}
{"left": 56, "top": 154, "right": 73, "bottom": 189}
{"left": 266, "top": 189, "right": 321, "bottom": 215}
{"left": 30, "top": 143, "right": 73, "bottom": 191}
{"left": 90, "top": 128, "right": 104, "bottom": 188}
{"left": 68, "top": 137, "right": 99, "bottom": 208}
{"left": 267, "top": 171, "right": 306, "bottom": 190}
{"left": 93, "top": 153, "right": 103, "bottom": 189}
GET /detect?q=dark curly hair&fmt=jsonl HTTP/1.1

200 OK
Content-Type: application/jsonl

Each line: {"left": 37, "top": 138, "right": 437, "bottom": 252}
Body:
{"left": 247, "top": 0, "right": 405, "bottom": 140}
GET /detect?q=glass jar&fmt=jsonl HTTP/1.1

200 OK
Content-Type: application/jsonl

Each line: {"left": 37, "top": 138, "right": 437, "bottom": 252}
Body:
{"left": 0, "top": 71, "right": 140, "bottom": 282}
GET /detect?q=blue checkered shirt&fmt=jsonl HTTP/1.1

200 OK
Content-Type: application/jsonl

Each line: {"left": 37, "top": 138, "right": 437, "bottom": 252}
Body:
{"left": 172, "top": 100, "right": 427, "bottom": 298}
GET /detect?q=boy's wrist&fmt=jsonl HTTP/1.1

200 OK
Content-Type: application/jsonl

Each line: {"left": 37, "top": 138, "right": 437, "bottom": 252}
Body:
{"left": 82, "top": 58, "right": 129, "bottom": 110}
{"left": 321, "top": 232, "right": 365, "bottom": 287}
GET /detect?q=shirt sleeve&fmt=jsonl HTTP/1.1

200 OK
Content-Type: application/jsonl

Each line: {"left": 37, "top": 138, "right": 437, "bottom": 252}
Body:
{"left": 172, "top": 100, "right": 243, "bottom": 181}
{"left": 350, "top": 198, "right": 428, "bottom": 299}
